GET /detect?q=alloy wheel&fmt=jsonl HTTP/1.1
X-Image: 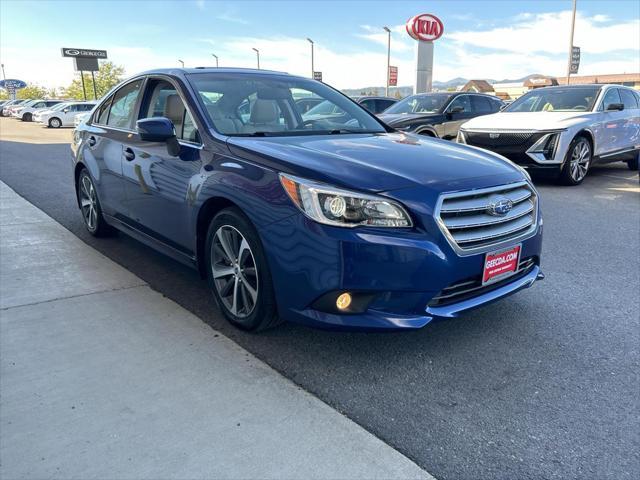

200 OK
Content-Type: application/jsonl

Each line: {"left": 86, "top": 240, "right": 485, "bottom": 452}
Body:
{"left": 211, "top": 225, "right": 259, "bottom": 318}
{"left": 569, "top": 140, "right": 590, "bottom": 182}
{"left": 79, "top": 174, "right": 98, "bottom": 231}
{"left": 50, "top": 118, "right": 61, "bottom": 128}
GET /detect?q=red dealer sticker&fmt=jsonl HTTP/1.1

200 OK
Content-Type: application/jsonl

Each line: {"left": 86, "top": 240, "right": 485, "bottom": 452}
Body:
{"left": 482, "top": 244, "right": 521, "bottom": 285}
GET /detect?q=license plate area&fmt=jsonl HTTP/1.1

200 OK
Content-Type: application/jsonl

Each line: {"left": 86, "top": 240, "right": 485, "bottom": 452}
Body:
{"left": 482, "top": 244, "right": 521, "bottom": 285}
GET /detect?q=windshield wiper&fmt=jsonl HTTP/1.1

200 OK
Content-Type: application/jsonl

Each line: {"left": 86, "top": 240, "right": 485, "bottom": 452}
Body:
{"left": 328, "top": 129, "right": 380, "bottom": 134}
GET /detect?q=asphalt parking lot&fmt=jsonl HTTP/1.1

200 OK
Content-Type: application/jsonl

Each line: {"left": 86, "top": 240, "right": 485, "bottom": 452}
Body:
{"left": 1, "top": 117, "right": 638, "bottom": 480}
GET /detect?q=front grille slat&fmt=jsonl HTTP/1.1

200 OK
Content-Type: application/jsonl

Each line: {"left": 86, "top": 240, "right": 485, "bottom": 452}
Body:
{"left": 429, "top": 258, "right": 536, "bottom": 305}
{"left": 464, "top": 131, "right": 537, "bottom": 147}
{"left": 437, "top": 182, "right": 538, "bottom": 254}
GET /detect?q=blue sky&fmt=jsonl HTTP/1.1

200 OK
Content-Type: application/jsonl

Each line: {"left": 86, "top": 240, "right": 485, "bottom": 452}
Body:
{"left": 1, "top": 0, "right": 638, "bottom": 89}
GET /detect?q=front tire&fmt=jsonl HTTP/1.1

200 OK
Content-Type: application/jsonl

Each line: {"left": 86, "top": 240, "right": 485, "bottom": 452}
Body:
{"left": 48, "top": 117, "right": 62, "bottom": 128}
{"left": 205, "top": 208, "right": 281, "bottom": 331}
{"left": 559, "top": 136, "right": 591, "bottom": 185}
{"left": 77, "top": 169, "right": 113, "bottom": 237}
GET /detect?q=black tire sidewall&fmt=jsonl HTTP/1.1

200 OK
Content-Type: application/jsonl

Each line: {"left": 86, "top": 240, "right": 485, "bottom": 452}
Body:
{"left": 205, "top": 208, "right": 277, "bottom": 331}
{"left": 561, "top": 136, "right": 591, "bottom": 185}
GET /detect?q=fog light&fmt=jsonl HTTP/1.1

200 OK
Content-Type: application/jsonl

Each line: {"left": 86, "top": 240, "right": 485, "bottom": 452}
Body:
{"left": 336, "top": 292, "right": 352, "bottom": 310}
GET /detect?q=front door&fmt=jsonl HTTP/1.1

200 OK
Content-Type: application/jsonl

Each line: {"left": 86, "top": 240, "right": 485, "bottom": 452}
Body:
{"left": 443, "top": 95, "right": 475, "bottom": 138}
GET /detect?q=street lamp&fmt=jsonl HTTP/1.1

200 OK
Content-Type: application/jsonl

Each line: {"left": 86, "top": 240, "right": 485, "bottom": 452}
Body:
{"left": 252, "top": 48, "right": 260, "bottom": 69}
{"left": 307, "top": 38, "right": 314, "bottom": 78}
{"left": 211, "top": 53, "right": 219, "bottom": 68}
{"left": 0, "top": 63, "right": 5, "bottom": 80}
{"left": 383, "top": 26, "right": 391, "bottom": 97}
{"left": 178, "top": 59, "right": 185, "bottom": 68}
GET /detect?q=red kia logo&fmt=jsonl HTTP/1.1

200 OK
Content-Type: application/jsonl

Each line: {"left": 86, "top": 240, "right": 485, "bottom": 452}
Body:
{"left": 406, "top": 13, "right": 444, "bottom": 42}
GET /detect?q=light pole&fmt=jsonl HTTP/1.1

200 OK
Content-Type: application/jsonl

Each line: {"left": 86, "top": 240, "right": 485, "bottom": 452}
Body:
{"left": 178, "top": 59, "right": 185, "bottom": 68}
{"left": 383, "top": 26, "right": 391, "bottom": 97}
{"left": 0, "top": 63, "right": 5, "bottom": 80}
{"left": 307, "top": 38, "right": 314, "bottom": 78}
{"left": 211, "top": 53, "right": 219, "bottom": 68}
{"left": 252, "top": 48, "right": 260, "bottom": 69}
{"left": 566, "top": 0, "right": 577, "bottom": 85}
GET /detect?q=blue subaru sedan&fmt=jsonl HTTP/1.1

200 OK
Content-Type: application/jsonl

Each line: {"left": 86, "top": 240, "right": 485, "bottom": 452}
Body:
{"left": 71, "top": 68, "right": 543, "bottom": 331}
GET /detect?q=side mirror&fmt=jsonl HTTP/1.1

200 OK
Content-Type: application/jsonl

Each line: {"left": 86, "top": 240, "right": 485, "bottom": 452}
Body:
{"left": 63, "top": 108, "right": 69, "bottom": 113}
{"left": 606, "top": 103, "right": 624, "bottom": 111}
{"left": 499, "top": 104, "right": 507, "bottom": 111}
{"left": 448, "top": 106, "right": 465, "bottom": 117}
{"left": 136, "top": 117, "right": 180, "bottom": 156}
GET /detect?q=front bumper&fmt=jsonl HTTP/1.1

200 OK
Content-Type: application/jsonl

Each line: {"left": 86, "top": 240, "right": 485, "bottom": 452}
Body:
{"left": 260, "top": 210, "right": 544, "bottom": 330}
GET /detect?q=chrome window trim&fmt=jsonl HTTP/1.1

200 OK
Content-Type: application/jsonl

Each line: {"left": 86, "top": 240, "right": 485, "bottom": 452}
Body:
{"left": 434, "top": 181, "right": 540, "bottom": 257}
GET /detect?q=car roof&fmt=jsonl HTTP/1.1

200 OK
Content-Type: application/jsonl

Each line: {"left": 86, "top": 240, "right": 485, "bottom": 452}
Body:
{"left": 353, "top": 96, "right": 397, "bottom": 101}
{"left": 138, "top": 67, "right": 290, "bottom": 78}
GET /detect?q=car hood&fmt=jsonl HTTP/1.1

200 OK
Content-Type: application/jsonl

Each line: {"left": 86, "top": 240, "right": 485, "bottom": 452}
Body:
{"left": 378, "top": 112, "right": 440, "bottom": 126}
{"left": 462, "top": 111, "right": 592, "bottom": 131}
{"left": 227, "top": 132, "right": 524, "bottom": 194}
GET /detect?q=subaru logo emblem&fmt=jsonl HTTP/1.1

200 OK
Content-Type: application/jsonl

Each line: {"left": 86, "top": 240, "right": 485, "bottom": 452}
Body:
{"left": 489, "top": 133, "right": 500, "bottom": 139}
{"left": 487, "top": 196, "right": 513, "bottom": 216}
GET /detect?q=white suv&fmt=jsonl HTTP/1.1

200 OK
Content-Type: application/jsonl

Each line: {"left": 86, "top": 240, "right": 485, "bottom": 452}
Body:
{"left": 13, "top": 99, "right": 64, "bottom": 122}
{"left": 458, "top": 84, "right": 640, "bottom": 185}
{"left": 38, "top": 102, "right": 96, "bottom": 128}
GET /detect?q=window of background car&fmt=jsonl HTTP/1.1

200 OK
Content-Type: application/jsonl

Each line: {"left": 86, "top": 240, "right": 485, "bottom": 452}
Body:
{"left": 140, "top": 79, "right": 200, "bottom": 143}
{"left": 106, "top": 79, "right": 143, "bottom": 129}
{"left": 507, "top": 87, "right": 600, "bottom": 112}
{"left": 359, "top": 99, "right": 376, "bottom": 112}
{"left": 619, "top": 89, "right": 638, "bottom": 110}
{"left": 447, "top": 95, "right": 471, "bottom": 113}
{"left": 187, "top": 73, "right": 385, "bottom": 136}
{"left": 375, "top": 99, "right": 396, "bottom": 112}
{"left": 471, "top": 95, "right": 492, "bottom": 113}
{"left": 600, "top": 88, "right": 622, "bottom": 110}
{"left": 384, "top": 93, "right": 451, "bottom": 114}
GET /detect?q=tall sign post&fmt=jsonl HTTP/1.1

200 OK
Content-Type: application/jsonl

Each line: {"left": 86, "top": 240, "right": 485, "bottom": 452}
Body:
{"left": 61, "top": 48, "right": 108, "bottom": 100}
{"left": 406, "top": 13, "right": 444, "bottom": 93}
{"left": 0, "top": 79, "right": 27, "bottom": 100}
{"left": 566, "top": 0, "right": 577, "bottom": 84}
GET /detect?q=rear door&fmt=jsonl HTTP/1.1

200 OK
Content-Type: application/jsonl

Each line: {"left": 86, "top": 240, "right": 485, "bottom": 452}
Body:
{"left": 618, "top": 88, "right": 640, "bottom": 151}
{"left": 122, "top": 77, "right": 203, "bottom": 253}
{"left": 82, "top": 78, "right": 145, "bottom": 217}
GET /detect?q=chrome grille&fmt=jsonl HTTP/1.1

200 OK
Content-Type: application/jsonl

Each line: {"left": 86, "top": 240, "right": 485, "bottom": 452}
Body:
{"left": 428, "top": 257, "right": 536, "bottom": 306}
{"left": 464, "top": 131, "right": 537, "bottom": 147}
{"left": 436, "top": 182, "right": 538, "bottom": 254}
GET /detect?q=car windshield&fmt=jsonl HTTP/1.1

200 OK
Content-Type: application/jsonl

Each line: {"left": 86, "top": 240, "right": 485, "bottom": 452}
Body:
{"left": 505, "top": 87, "right": 600, "bottom": 112}
{"left": 383, "top": 93, "right": 451, "bottom": 114}
{"left": 187, "top": 73, "right": 385, "bottom": 136}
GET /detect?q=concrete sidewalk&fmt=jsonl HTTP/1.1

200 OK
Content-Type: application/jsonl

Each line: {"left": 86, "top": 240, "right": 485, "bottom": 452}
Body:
{"left": 0, "top": 182, "right": 432, "bottom": 480}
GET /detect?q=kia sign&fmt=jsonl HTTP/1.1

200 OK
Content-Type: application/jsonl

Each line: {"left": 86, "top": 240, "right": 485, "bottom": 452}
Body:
{"left": 406, "top": 14, "right": 444, "bottom": 42}
{"left": 388, "top": 66, "right": 398, "bottom": 87}
{"left": 61, "top": 48, "right": 108, "bottom": 59}
{"left": 0, "top": 79, "right": 27, "bottom": 90}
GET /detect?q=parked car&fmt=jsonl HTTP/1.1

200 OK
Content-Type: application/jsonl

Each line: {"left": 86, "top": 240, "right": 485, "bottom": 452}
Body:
{"left": 294, "top": 96, "right": 324, "bottom": 114}
{"left": 352, "top": 96, "right": 398, "bottom": 114}
{"left": 38, "top": 101, "right": 95, "bottom": 128}
{"left": 74, "top": 112, "right": 91, "bottom": 127}
{"left": 15, "top": 99, "right": 64, "bottom": 121}
{"left": 33, "top": 102, "right": 70, "bottom": 123}
{"left": 458, "top": 85, "right": 640, "bottom": 185}
{"left": 72, "top": 68, "right": 543, "bottom": 332}
{"left": 1, "top": 99, "right": 30, "bottom": 117}
{"left": 379, "top": 92, "right": 504, "bottom": 139}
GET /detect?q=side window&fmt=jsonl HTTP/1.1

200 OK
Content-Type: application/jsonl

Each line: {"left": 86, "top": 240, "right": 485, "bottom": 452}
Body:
{"left": 601, "top": 89, "right": 621, "bottom": 111}
{"left": 447, "top": 95, "right": 471, "bottom": 113}
{"left": 106, "top": 79, "right": 143, "bottom": 129}
{"left": 619, "top": 89, "right": 638, "bottom": 110}
{"left": 359, "top": 99, "right": 376, "bottom": 112}
{"left": 492, "top": 99, "right": 505, "bottom": 111}
{"left": 375, "top": 99, "right": 395, "bottom": 112}
{"left": 33, "top": 102, "right": 45, "bottom": 108}
{"left": 96, "top": 96, "right": 113, "bottom": 124}
{"left": 471, "top": 96, "right": 492, "bottom": 114}
{"left": 141, "top": 80, "right": 200, "bottom": 143}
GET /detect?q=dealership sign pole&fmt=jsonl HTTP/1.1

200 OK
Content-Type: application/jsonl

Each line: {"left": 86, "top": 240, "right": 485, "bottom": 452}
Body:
{"left": 406, "top": 13, "right": 444, "bottom": 93}
{"left": 61, "top": 48, "right": 108, "bottom": 100}
{"left": 566, "top": 0, "right": 577, "bottom": 84}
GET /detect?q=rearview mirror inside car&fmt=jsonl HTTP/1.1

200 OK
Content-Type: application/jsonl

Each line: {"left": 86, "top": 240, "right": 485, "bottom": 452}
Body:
{"left": 605, "top": 103, "right": 624, "bottom": 111}
{"left": 136, "top": 117, "right": 180, "bottom": 156}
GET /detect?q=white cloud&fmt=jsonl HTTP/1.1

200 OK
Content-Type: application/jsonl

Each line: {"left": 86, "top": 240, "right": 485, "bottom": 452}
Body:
{"left": 448, "top": 10, "right": 640, "bottom": 55}
{"left": 356, "top": 24, "right": 413, "bottom": 53}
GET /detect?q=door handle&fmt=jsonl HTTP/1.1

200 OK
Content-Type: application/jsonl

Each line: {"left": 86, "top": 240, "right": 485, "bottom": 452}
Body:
{"left": 124, "top": 147, "right": 136, "bottom": 161}
{"left": 88, "top": 135, "right": 96, "bottom": 147}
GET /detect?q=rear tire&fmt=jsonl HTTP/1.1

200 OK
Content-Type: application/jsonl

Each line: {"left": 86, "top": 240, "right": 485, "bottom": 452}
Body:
{"left": 626, "top": 151, "right": 639, "bottom": 171}
{"left": 21, "top": 112, "right": 32, "bottom": 122}
{"left": 77, "top": 169, "right": 114, "bottom": 237}
{"left": 48, "top": 117, "right": 62, "bottom": 128}
{"left": 205, "top": 207, "right": 281, "bottom": 331}
{"left": 559, "top": 136, "right": 591, "bottom": 186}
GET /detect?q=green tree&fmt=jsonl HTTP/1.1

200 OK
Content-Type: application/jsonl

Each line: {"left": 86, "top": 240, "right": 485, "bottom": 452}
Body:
{"left": 63, "top": 61, "right": 125, "bottom": 100}
{"left": 16, "top": 84, "right": 48, "bottom": 99}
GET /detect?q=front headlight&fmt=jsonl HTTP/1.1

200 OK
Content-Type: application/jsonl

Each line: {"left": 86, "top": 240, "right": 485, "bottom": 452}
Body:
{"left": 280, "top": 174, "right": 412, "bottom": 228}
